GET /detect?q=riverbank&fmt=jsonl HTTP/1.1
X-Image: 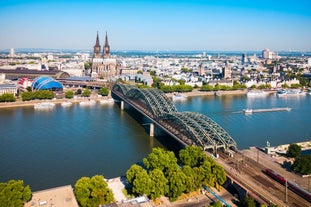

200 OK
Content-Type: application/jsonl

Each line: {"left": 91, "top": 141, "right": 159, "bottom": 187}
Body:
{"left": 0, "top": 89, "right": 249, "bottom": 109}
{"left": 0, "top": 96, "right": 112, "bottom": 109}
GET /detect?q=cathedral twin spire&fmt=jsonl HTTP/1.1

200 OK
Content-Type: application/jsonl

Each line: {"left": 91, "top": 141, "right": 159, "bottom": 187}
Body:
{"left": 93, "top": 31, "right": 110, "bottom": 58}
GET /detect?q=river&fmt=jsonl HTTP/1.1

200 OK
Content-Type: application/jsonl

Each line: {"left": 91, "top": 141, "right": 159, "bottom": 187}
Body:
{"left": 0, "top": 94, "right": 310, "bottom": 190}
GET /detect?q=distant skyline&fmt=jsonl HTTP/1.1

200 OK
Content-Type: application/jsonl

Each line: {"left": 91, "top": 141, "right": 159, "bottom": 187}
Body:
{"left": 1, "top": 0, "right": 311, "bottom": 51}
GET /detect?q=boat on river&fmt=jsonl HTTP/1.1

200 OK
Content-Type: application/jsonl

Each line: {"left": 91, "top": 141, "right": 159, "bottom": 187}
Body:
{"left": 246, "top": 90, "right": 269, "bottom": 97}
{"left": 276, "top": 89, "right": 306, "bottom": 97}
{"left": 34, "top": 102, "right": 55, "bottom": 110}
{"left": 61, "top": 101, "right": 73, "bottom": 107}
{"left": 243, "top": 107, "right": 291, "bottom": 114}
{"left": 172, "top": 93, "right": 187, "bottom": 101}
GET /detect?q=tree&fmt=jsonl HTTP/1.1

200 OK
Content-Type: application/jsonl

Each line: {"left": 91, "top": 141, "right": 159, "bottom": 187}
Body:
{"left": 182, "top": 165, "right": 200, "bottom": 193}
{"left": 199, "top": 84, "right": 214, "bottom": 91}
{"left": 26, "top": 86, "right": 32, "bottom": 92}
{"left": 84, "top": 62, "right": 92, "bottom": 69}
{"left": 149, "top": 169, "right": 168, "bottom": 199}
{"left": 74, "top": 175, "right": 114, "bottom": 207}
{"left": 65, "top": 90, "right": 74, "bottom": 99}
{"left": 132, "top": 169, "right": 152, "bottom": 196}
{"left": 0, "top": 180, "right": 32, "bottom": 207}
{"left": 0, "top": 93, "right": 16, "bottom": 102}
{"left": 98, "top": 87, "right": 109, "bottom": 96}
{"left": 75, "top": 88, "right": 82, "bottom": 95}
{"left": 143, "top": 147, "right": 178, "bottom": 173}
{"left": 126, "top": 164, "right": 145, "bottom": 184}
{"left": 166, "top": 168, "right": 187, "bottom": 200}
{"left": 21, "top": 91, "right": 34, "bottom": 101}
{"left": 242, "top": 195, "right": 256, "bottom": 207}
{"left": 287, "top": 143, "right": 301, "bottom": 158}
{"left": 179, "top": 146, "right": 205, "bottom": 168}
{"left": 293, "top": 154, "right": 311, "bottom": 175}
{"left": 209, "top": 201, "right": 223, "bottom": 207}
{"left": 150, "top": 71, "right": 156, "bottom": 76}
{"left": 81, "top": 89, "right": 91, "bottom": 97}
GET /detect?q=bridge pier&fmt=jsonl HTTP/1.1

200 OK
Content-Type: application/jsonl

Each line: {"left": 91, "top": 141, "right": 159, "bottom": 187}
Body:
{"left": 120, "top": 101, "right": 124, "bottom": 110}
{"left": 149, "top": 123, "right": 154, "bottom": 137}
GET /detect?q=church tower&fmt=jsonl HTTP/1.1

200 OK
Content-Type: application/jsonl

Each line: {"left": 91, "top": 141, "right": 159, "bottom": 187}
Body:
{"left": 91, "top": 31, "right": 120, "bottom": 80}
{"left": 223, "top": 60, "right": 231, "bottom": 79}
{"left": 93, "top": 31, "right": 101, "bottom": 58}
{"left": 103, "top": 32, "right": 110, "bottom": 58}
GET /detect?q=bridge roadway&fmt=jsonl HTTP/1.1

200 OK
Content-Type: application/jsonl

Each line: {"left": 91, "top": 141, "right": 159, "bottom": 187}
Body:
{"left": 111, "top": 84, "right": 310, "bottom": 206}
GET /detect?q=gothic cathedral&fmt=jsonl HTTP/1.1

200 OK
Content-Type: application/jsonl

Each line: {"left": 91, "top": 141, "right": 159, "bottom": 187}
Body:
{"left": 91, "top": 32, "right": 120, "bottom": 80}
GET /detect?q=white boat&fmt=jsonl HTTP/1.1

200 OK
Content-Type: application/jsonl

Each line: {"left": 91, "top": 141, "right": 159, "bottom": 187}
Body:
{"left": 172, "top": 93, "right": 187, "bottom": 101}
{"left": 100, "top": 98, "right": 114, "bottom": 104}
{"left": 243, "top": 109, "right": 253, "bottom": 114}
{"left": 243, "top": 107, "right": 291, "bottom": 114}
{"left": 79, "top": 99, "right": 96, "bottom": 106}
{"left": 61, "top": 101, "right": 73, "bottom": 107}
{"left": 34, "top": 102, "right": 55, "bottom": 110}
{"left": 307, "top": 89, "right": 311, "bottom": 95}
{"left": 276, "top": 89, "right": 305, "bottom": 97}
{"left": 246, "top": 90, "right": 268, "bottom": 97}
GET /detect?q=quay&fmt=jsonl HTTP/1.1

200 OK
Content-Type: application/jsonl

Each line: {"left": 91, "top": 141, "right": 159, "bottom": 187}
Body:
{"left": 244, "top": 107, "right": 291, "bottom": 114}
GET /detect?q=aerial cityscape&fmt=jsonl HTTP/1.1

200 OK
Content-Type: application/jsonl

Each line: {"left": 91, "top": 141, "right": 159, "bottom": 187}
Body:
{"left": 0, "top": 1, "right": 311, "bottom": 207}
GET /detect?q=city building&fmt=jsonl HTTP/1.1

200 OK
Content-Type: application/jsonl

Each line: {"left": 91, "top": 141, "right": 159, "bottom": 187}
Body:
{"left": 9, "top": 48, "right": 15, "bottom": 57}
{"left": 0, "top": 83, "right": 17, "bottom": 95}
{"left": 262, "top": 48, "right": 278, "bottom": 60}
{"left": 91, "top": 32, "right": 120, "bottom": 80}
{"left": 241, "top": 53, "right": 247, "bottom": 65}
{"left": 223, "top": 60, "right": 231, "bottom": 79}
{"left": 32, "top": 76, "right": 63, "bottom": 91}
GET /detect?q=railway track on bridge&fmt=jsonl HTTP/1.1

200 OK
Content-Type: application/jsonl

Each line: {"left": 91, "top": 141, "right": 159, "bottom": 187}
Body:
{"left": 218, "top": 152, "right": 310, "bottom": 206}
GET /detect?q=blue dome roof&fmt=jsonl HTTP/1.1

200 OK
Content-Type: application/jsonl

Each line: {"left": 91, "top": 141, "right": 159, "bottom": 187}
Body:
{"left": 32, "top": 77, "right": 63, "bottom": 90}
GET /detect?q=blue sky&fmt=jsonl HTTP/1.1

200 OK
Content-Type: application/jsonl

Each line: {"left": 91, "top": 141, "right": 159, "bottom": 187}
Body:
{"left": 0, "top": 0, "right": 311, "bottom": 51}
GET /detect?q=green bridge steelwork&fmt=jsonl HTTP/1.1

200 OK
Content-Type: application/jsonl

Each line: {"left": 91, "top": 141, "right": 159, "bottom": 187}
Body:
{"left": 112, "top": 83, "right": 237, "bottom": 151}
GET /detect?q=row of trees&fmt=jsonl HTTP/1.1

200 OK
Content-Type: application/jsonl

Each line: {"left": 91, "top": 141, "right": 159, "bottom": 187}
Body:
{"left": 0, "top": 180, "right": 32, "bottom": 207}
{"left": 126, "top": 146, "right": 226, "bottom": 201}
{"left": 21, "top": 90, "right": 54, "bottom": 101}
{"left": 0, "top": 93, "right": 16, "bottom": 102}
{"left": 160, "top": 84, "right": 194, "bottom": 93}
{"left": 199, "top": 82, "right": 247, "bottom": 92}
{"left": 65, "top": 87, "right": 110, "bottom": 98}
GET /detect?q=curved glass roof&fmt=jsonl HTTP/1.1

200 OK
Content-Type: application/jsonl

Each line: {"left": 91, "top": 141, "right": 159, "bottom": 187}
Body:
{"left": 32, "top": 77, "right": 63, "bottom": 90}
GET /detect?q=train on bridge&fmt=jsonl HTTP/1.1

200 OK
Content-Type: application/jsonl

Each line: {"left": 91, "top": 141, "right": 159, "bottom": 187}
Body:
{"left": 264, "top": 169, "right": 311, "bottom": 202}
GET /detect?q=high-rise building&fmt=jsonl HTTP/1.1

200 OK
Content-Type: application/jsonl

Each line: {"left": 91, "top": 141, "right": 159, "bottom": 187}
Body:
{"left": 262, "top": 48, "right": 278, "bottom": 60}
{"left": 91, "top": 32, "right": 120, "bottom": 79}
{"left": 9, "top": 48, "right": 15, "bottom": 57}
{"left": 241, "top": 53, "right": 247, "bottom": 65}
{"left": 308, "top": 58, "right": 311, "bottom": 66}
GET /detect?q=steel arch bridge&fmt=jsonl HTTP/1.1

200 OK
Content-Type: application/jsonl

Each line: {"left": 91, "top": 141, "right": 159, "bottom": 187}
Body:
{"left": 112, "top": 83, "right": 237, "bottom": 151}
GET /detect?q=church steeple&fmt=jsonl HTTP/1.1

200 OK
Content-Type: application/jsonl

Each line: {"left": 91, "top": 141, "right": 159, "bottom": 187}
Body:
{"left": 103, "top": 31, "right": 110, "bottom": 58}
{"left": 93, "top": 31, "right": 101, "bottom": 58}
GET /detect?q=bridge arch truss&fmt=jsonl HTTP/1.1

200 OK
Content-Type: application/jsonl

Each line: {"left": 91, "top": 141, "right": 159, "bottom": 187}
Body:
{"left": 112, "top": 83, "right": 237, "bottom": 151}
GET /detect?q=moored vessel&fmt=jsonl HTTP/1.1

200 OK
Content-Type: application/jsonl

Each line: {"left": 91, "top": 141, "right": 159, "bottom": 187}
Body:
{"left": 172, "top": 93, "right": 187, "bottom": 101}
{"left": 246, "top": 90, "right": 268, "bottom": 97}
{"left": 34, "top": 102, "right": 55, "bottom": 110}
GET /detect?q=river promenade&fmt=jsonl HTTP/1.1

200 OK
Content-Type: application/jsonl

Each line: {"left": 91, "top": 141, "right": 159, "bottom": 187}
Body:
{"left": 0, "top": 89, "right": 248, "bottom": 109}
